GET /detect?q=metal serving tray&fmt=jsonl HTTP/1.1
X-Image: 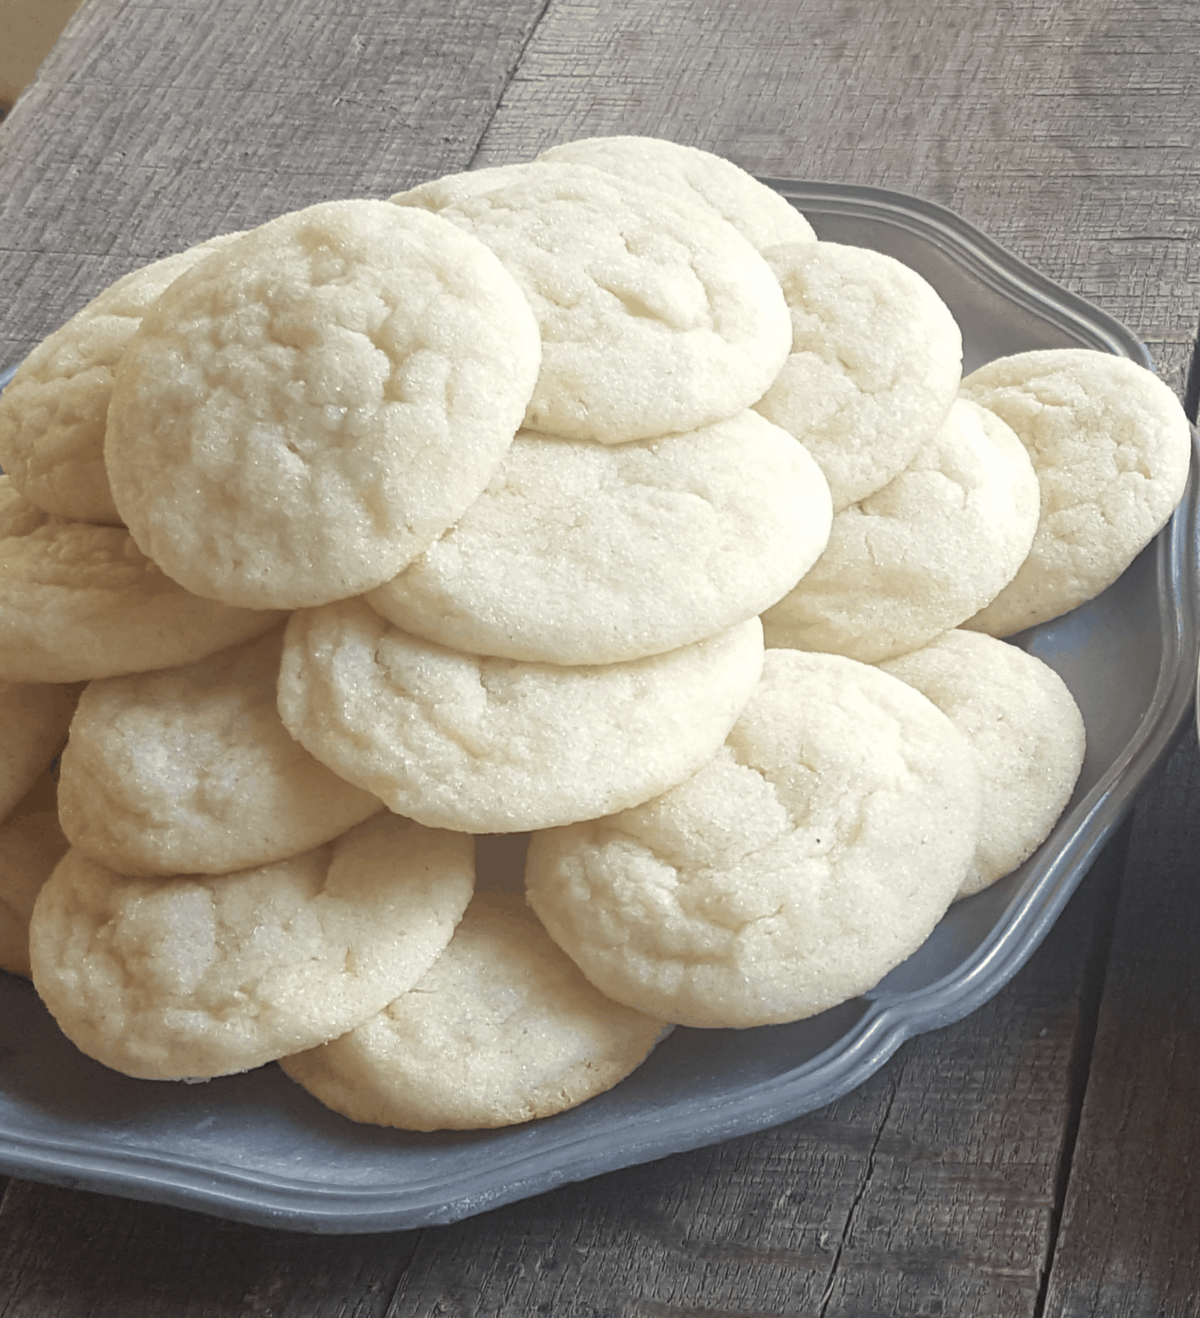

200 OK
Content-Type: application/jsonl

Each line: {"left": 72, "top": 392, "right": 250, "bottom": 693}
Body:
{"left": 0, "top": 180, "right": 1196, "bottom": 1233}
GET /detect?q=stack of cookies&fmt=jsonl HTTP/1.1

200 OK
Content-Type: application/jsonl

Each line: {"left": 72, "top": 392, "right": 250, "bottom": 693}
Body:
{"left": 0, "top": 136, "right": 1191, "bottom": 1131}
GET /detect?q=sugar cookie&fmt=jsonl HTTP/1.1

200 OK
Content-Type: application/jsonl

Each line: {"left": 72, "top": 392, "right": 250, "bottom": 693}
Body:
{"left": 395, "top": 163, "right": 792, "bottom": 443}
{"left": 754, "top": 241, "right": 963, "bottom": 510}
{"left": 960, "top": 348, "right": 1192, "bottom": 635}
{"left": 58, "top": 628, "right": 384, "bottom": 877}
{"left": 536, "top": 135, "right": 817, "bottom": 250}
{"left": 879, "top": 629, "right": 1086, "bottom": 895}
{"left": 366, "top": 411, "right": 832, "bottom": 665}
{"left": 105, "top": 199, "right": 541, "bottom": 609}
{"left": 29, "top": 813, "right": 475, "bottom": 1080}
{"left": 277, "top": 598, "right": 764, "bottom": 833}
{"left": 761, "top": 398, "right": 1040, "bottom": 663}
{"left": 0, "top": 234, "right": 241, "bottom": 525}
{"left": 526, "top": 649, "right": 981, "bottom": 1028}
{"left": 281, "top": 889, "right": 669, "bottom": 1130}
{"left": 0, "top": 518, "right": 285, "bottom": 683}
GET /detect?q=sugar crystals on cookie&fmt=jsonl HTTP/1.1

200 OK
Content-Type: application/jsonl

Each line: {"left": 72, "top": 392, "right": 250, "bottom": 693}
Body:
{"left": 961, "top": 348, "right": 1192, "bottom": 636}
{"left": 526, "top": 649, "right": 983, "bottom": 1028}
{"left": 105, "top": 200, "right": 542, "bottom": 610}
{"left": 29, "top": 813, "right": 475, "bottom": 1080}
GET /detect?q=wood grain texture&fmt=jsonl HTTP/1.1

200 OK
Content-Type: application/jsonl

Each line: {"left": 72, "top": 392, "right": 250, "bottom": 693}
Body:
{"left": 471, "top": 0, "right": 1200, "bottom": 400}
{"left": 1042, "top": 729, "right": 1200, "bottom": 1318}
{"left": 0, "top": 0, "right": 552, "bottom": 363}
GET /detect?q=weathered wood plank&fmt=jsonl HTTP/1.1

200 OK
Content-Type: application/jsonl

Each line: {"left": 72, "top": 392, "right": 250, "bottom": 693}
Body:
{"left": 0, "top": 0, "right": 553, "bottom": 364}
{"left": 470, "top": 0, "right": 1200, "bottom": 396}
{"left": 0, "top": 1179, "right": 422, "bottom": 1318}
{"left": 1042, "top": 727, "right": 1200, "bottom": 1318}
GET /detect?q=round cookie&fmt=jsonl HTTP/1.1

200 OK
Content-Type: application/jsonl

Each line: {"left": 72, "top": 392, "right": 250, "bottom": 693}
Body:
{"left": 879, "top": 629, "right": 1086, "bottom": 896}
{"left": 0, "top": 517, "right": 286, "bottom": 683}
{"left": 281, "top": 888, "right": 670, "bottom": 1131}
{"left": 960, "top": 348, "right": 1192, "bottom": 636}
{"left": 0, "top": 233, "right": 241, "bottom": 525}
{"left": 526, "top": 648, "right": 982, "bottom": 1028}
{"left": 394, "top": 162, "right": 792, "bottom": 444}
{"left": 366, "top": 410, "right": 832, "bottom": 665}
{"left": 29, "top": 812, "right": 475, "bottom": 1080}
{"left": 105, "top": 199, "right": 542, "bottom": 610}
{"left": 754, "top": 240, "right": 963, "bottom": 510}
{"left": 760, "top": 398, "right": 1040, "bottom": 664}
{"left": 57, "top": 628, "right": 385, "bottom": 878}
{"left": 277, "top": 598, "right": 765, "bottom": 834}
{"left": 536, "top": 135, "right": 818, "bottom": 251}
{"left": 0, "top": 679, "right": 79, "bottom": 823}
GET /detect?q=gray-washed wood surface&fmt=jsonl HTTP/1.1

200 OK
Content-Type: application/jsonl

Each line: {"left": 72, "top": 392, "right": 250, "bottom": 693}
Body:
{"left": 1, "top": 0, "right": 1198, "bottom": 1313}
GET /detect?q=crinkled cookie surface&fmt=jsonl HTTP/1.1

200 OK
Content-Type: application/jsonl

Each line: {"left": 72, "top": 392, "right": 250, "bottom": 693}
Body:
{"left": 880, "top": 629, "right": 1086, "bottom": 896}
{"left": 395, "top": 163, "right": 792, "bottom": 443}
{"left": 105, "top": 199, "right": 541, "bottom": 610}
{"left": 761, "top": 398, "right": 1039, "bottom": 663}
{"left": 29, "top": 813, "right": 475, "bottom": 1080}
{"left": 526, "top": 648, "right": 981, "bottom": 1028}
{"left": 536, "top": 135, "right": 817, "bottom": 251}
{"left": 278, "top": 598, "right": 765, "bottom": 833}
{"left": 0, "top": 518, "right": 285, "bottom": 683}
{"left": 0, "top": 234, "right": 241, "bottom": 525}
{"left": 367, "top": 410, "right": 832, "bottom": 665}
{"left": 281, "top": 888, "right": 669, "bottom": 1130}
{"left": 754, "top": 240, "right": 963, "bottom": 510}
{"left": 961, "top": 348, "right": 1193, "bottom": 636}
{"left": 58, "top": 628, "right": 384, "bottom": 878}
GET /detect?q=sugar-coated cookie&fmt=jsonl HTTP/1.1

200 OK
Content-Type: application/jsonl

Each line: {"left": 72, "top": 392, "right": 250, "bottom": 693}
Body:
{"left": 366, "top": 411, "right": 832, "bottom": 665}
{"left": 399, "top": 147, "right": 814, "bottom": 258}
{"left": 395, "top": 163, "right": 792, "bottom": 443}
{"left": 960, "top": 349, "right": 1192, "bottom": 635}
{"left": 526, "top": 649, "right": 981, "bottom": 1028}
{"left": 105, "top": 200, "right": 541, "bottom": 610}
{"left": 536, "top": 135, "right": 817, "bottom": 251}
{"left": 0, "top": 518, "right": 285, "bottom": 683}
{"left": 277, "top": 598, "right": 764, "bottom": 834}
{"left": 0, "top": 679, "right": 78, "bottom": 823}
{"left": 281, "top": 889, "right": 670, "bottom": 1130}
{"left": 760, "top": 398, "right": 1040, "bottom": 663}
{"left": 57, "top": 628, "right": 384, "bottom": 878}
{"left": 879, "top": 629, "right": 1086, "bottom": 895}
{"left": 754, "top": 241, "right": 963, "bottom": 510}
{"left": 0, "top": 234, "right": 241, "bottom": 525}
{"left": 29, "top": 813, "right": 475, "bottom": 1080}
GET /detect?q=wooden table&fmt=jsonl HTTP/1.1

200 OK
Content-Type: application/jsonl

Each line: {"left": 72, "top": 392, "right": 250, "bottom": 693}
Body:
{"left": 2, "top": 1, "right": 1199, "bottom": 1313}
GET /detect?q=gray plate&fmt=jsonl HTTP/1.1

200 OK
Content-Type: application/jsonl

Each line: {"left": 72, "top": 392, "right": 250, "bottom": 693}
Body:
{"left": 1, "top": 180, "right": 1197, "bottom": 1234}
